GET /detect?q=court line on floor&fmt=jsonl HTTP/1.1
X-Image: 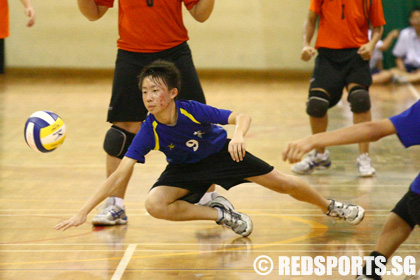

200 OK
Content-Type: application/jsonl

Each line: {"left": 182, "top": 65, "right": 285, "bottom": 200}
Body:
{"left": 1, "top": 243, "right": 418, "bottom": 246}
{"left": 111, "top": 244, "right": 136, "bottom": 280}
{"left": 2, "top": 249, "right": 419, "bottom": 253}
{"left": 0, "top": 213, "right": 328, "bottom": 266}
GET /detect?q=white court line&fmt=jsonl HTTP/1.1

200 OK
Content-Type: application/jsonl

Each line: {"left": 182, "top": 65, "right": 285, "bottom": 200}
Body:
{"left": 1, "top": 249, "right": 419, "bottom": 253}
{"left": 0, "top": 213, "right": 393, "bottom": 217}
{"left": 111, "top": 244, "right": 136, "bottom": 280}
{"left": 407, "top": 83, "right": 420, "bottom": 100}
{"left": 1, "top": 243, "right": 419, "bottom": 246}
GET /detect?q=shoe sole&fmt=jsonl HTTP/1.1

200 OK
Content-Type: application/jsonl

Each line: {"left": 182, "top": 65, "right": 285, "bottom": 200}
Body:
{"left": 92, "top": 218, "right": 128, "bottom": 226}
{"left": 291, "top": 164, "right": 331, "bottom": 175}
{"left": 347, "top": 207, "right": 365, "bottom": 225}
{"left": 239, "top": 213, "right": 253, "bottom": 237}
{"left": 358, "top": 172, "right": 375, "bottom": 178}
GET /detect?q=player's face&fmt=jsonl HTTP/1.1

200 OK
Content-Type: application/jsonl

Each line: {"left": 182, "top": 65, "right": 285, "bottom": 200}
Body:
{"left": 142, "top": 76, "right": 175, "bottom": 115}
{"left": 410, "top": 11, "right": 420, "bottom": 31}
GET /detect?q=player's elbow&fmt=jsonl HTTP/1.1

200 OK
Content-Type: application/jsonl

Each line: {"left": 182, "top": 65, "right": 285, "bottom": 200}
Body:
{"left": 193, "top": 14, "right": 210, "bottom": 23}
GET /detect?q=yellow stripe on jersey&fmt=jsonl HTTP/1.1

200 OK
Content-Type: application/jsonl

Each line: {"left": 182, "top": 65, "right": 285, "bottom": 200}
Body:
{"left": 152, "top": 121, "right": 160, "bottom": 150}
{"left": 180, "top": 108, "right": 201, "bottom": 124}
{"left": 40, "top": 118, "right": 64, "bottom": 138}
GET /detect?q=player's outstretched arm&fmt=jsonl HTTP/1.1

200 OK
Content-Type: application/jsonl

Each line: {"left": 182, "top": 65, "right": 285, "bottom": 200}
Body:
{"left": 77, "top": 0, "right": 109, "bottom": 21}
{"left": 227, "top": 112, "right": 251, "bottom": 162}
{"left": 55, "top": 157, "right": 136, "bottom": 231}
{"left": 188, "top": 0, "right": 215, "bottom": 22}
{"left": 283, "top": 119, "right": 396, "bottom": 163}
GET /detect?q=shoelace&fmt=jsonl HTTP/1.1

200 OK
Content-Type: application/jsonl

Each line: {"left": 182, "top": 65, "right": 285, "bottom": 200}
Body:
{"left": 331, "top": 205, "right": 355, "bottom": 220}
{"left": 221, "top": 209, "right": 244, "bottom": 231}
{"left": 99, "top": 205, "right": 117, "bottom": 215}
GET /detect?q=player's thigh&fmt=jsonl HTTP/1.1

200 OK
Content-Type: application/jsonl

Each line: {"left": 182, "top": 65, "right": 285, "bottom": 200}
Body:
{"left": 310, "top": 55, "right": 345, "bottom": 106}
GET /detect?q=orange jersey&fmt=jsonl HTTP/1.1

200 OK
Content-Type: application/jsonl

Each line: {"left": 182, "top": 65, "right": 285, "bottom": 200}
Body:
{"left": 0, "top": 0, "right": 9, "bottom": 38}
{"left": 310, "top": 0, "right": 386, "bottom": 49}
{"left": 94, "top": 0, "right": 199, "bottom": 53}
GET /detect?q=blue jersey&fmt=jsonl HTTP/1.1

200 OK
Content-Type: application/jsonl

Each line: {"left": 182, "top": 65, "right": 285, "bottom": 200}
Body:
{"left": 126, "top": 100, "right": 232, "bottom": 164}
{"left": 389, "top": 100, "right": 420, "bottom": 194}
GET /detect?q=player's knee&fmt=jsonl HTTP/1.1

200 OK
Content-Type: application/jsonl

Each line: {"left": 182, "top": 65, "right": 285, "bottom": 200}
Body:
{"left": 348, "top": 86, "right": 371, "bottom": 113}
{"left": 306, "top": 90, "right": 330, "bottom": 118}
{"left": 103, "top": 125, "right": 136, "bottom": 159}
{"left": 145, "top": 197, "right": 168, "bottom": 220}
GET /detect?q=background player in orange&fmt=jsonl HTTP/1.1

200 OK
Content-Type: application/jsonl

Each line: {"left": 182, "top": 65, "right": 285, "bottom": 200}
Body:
{"left": 0, "top": 0, "right": 35, "bottom": 74}
{"left": 76, "top": 0, "right": 225, "bottom": 226}
{"left": 291, "top": 0, "right": 385, "bottom": 177}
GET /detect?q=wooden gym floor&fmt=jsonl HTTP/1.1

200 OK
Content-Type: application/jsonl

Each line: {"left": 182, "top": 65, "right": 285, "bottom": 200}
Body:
{"left": 0, "top": 70, "right": 419, "bottom": 279}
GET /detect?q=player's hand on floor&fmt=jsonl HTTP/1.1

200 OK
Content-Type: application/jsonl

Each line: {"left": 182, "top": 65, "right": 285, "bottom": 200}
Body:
{"left": 55, "top": 213, "right": 87, "bottom": 231}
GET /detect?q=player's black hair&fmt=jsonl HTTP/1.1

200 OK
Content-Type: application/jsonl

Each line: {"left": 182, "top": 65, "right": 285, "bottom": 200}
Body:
{"left": 138, "top": 60, "right": 181, "bottom": 93}
{"left": 410, "top": 6, "right": 420, "bottom": 17}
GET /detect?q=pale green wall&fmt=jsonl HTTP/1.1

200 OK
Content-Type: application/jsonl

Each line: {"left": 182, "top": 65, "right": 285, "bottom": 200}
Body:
{"left": 6, "top": 0, "right": 313, "bottom": 70}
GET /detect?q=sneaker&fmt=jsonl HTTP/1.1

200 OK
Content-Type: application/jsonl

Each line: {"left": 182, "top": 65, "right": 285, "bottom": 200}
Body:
{"left": 326, "top": 199, "right": 365, "bottom": 225}
{"left": 197, "top": 191, "right": 220, "bottom": 206}
{"left": 92, "top": 197, "right": 128, "bottom": 226}
{"left": 209, "top": 196, "right": 253, "bottom": 237}
{"left": 291, "top": 150, "right": 331, "bottom": 175}
{"left": 357, "top": 153, "right": 376, "bottom": 177}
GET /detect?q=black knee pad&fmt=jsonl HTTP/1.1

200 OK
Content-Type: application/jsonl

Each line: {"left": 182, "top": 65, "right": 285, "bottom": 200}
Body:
{"left": 306, "top": 90, "right": 330, "bottom": 118}
{"left": 103, "top": 125, "right": 136, "bottom": 159}
{"left": 348, "top": 86, "right": 371, "bottom": 113}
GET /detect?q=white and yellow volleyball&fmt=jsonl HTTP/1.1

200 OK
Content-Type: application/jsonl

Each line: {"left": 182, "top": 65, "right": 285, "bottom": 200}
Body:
{"left": 24, "top": 111, "right": 66, "bottom": 153}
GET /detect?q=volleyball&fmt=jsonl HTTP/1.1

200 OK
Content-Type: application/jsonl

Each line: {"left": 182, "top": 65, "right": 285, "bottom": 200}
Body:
{"left": 24, "top": 111, "right": 66, "bottom": 153}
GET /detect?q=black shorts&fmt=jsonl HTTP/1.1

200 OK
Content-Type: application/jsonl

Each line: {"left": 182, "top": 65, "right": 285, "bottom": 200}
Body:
{"left": 391, "top": 187, "right": 420, "bottom": 229}
{"left": 151, "top": 140, "right": 274, "bottom": 204}
{"left": 310, "top": 48, "right": 372, "bottom": 108}
{"left": 107, "top": 42, "right": 206, "bottom": 123}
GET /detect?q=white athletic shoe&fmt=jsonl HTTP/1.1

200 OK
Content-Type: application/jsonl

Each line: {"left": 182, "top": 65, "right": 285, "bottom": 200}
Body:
{"left": 197, "top": 191, "right": 220, "bottom": 206}
{"left": 92, "top": 197, "right": 128, "bottom": 226}
{"left": 209, "top": 196, "right": 253, "bottom": 237}
{"left": 326, "top": 199, "right": 365, "bottom": 225}
{"left": 357, "top": 153, "right": 376, "bottom": 177}
{"left": 291, "top": 150, "right": 331, "bottom": 175}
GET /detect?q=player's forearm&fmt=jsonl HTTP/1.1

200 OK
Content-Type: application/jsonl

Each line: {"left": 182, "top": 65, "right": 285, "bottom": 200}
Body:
{"left": 19, "top": 0, "right": 33, "bottom": 9}
{"left": 233, "top": 113, "right": 251, "bottom": 138}
{"left": 395, "top": 58, "right": 406, "bottom": 71}
{"left": 302, "top": 12, "right": 317, "bottom": 47}
{"left": 189, "top": 0, "right": 215, "bottom": 22}
{"left": 77, "top": 172, "right": 123, "bottom": 216}
{"left": 310, "top": 120, "right": 395, "bottom": 149}
{"left": 370, "top": 26, "right": 384, "bottom": 47}
{"left": 77, "top": 0, "right": 107, "bottom": 21}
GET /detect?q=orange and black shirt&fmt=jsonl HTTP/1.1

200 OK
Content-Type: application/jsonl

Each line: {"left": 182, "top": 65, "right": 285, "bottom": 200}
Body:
{"left": 310, "top": 0, "right": 386, "bottom": 49}
{"left": 94, "top": 0, "right": 199, "bottom": 53}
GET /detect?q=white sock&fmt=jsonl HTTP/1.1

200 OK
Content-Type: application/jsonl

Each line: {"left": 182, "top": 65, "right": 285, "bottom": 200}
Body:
{"left": 111, "top": 197, "right": 125, "bottom": 209}
{"left": 316, "top": 151, "right": 328, "bottom": 160}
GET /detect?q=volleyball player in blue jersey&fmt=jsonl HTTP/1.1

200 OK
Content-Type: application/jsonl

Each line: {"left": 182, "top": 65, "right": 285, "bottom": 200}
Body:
{"left": 283, "top": 101, "right": 420, "bottom": 279}
{"left": 55, "top": 60, "right": 364, "bottom": 237}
